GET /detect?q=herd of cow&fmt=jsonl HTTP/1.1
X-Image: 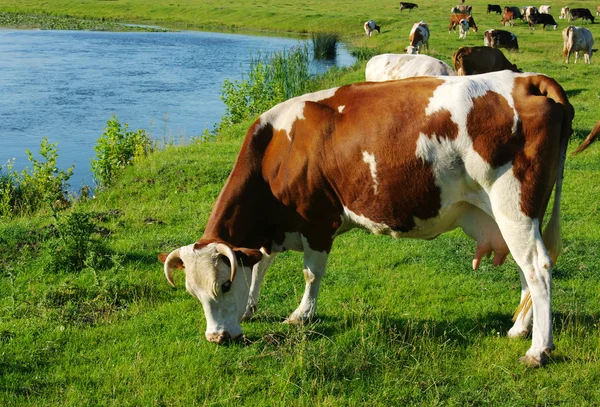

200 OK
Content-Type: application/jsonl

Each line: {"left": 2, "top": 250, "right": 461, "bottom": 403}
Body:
{"left": 159, "top": 2, "right": 600, "bottom": 368}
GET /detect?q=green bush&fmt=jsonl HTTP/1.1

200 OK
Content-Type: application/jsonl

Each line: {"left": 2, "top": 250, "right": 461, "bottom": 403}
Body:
{"left": 219, "top": 44, "right": 312, "bottom": 129}
{"left": 91, "top": 116, "right": 155, "bottom": 188}
{"left": 0, "top": 137, "right": 73, "bottom": 217}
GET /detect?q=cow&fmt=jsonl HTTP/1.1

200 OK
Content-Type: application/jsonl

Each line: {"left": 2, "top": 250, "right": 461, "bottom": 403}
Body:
{"left": 529, "top": 13, "right": 558, "bottom": 30}
{"left": 522, "top": 6, "right": 539, "bottom": 20}
{"left": 569, "top": 8, "right": 595, "bottom": 23}
{"left": 504, "top": 6, "right": 523, "bottom": 20}
{"left": 449, "top": 14, "right": 478, "bottom": 33}
{"left": 560, "top": 7, "right": 569, "bottom": 19}
{"left": 574, "top": 120, "right": 600, "bottom": 154}
{"left": 406, "top": 21, "right": 429, "bottom": 54}
{"left": 400, "top": 2, "right": 418, "bottom": 12}
{"left": 597, "top": 6, "right": 600, "bottom": 16}
{"left": 452, "top": 5, "right": 472, "bottom": 14}
{"left": 484, "top": 29, "right": 519, "bottom": 51}
{"left": 160, "top": 70, "right": 577, "bottom": 367}
{"left": 452, "top": 46, "right": 521, "bottom": 75}
{"left": 562, "top": 25, "right": 594, "bottom": 64}
{"left": 364, "top": 20, "right": 381, "bottom": 37}
{"left": 503, "top": 11, "right": 516, "bottom": 26}
{"left": 365, "top": 54, "right": 455, "bottom": 81}
{"left": 459, "top": 18, "right": 470, "bottom": 39}
{"left": 488, "top": 4, "right": 502, "bottom": 14}
{"left": 539, "top": 5, "right": 551, "bottom": 14}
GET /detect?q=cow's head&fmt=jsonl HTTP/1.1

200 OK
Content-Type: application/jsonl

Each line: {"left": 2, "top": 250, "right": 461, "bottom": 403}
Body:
{"left": 159, "top": 242, "right": 262, "bottom": 344}
{"left": 405, "top": 45, "right": 418, "bottom": 54}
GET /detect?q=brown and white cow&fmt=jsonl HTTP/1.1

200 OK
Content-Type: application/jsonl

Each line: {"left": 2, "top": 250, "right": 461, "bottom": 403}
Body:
{"left": 364, "top": 20, "right": 381, "bottom": 37}
{"left": 484, "top": 29, "right": 519, "bottom": 51}
{"left": 502, "top": 11, "right": 516, "bottom": 26}
{"left": 597, "top": 6, "right": 600, "bottom": 16}
{"left": 522, "top": 6, "right": 539, "bottom": 20}
{"left": 562, "top": 25, "right": 594, "bottom": 64}
{"left": 560, "top": 7, "right": 569, "bottom": 19}
{"left": 365, "top": 54, "right": 455, "bottom": 81}
{"left": 160, "top": 70, "right": 578, "bottom": 367}
{"left": 449, "top": 14, "right": 478, "bottom": 33}
{"left": 574, "top": 120, "right": 600, "bottom": 154}
{"left": 406, "top": 21, "right": 429, "bottom": 54}
{"left": 453, "top": 46, "right": 521, "bottom": 75}
{"left": 400, "top": 2, "right": 418, "bottom": 12}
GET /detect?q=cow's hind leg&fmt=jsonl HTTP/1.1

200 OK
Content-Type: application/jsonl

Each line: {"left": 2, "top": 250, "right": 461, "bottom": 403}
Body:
{"left": 508, "top": 270, "right": 533, "bottom": 338}
{"left": 493, "top": 213, "right": 554, "bottom": 366}
{"left": 285, "top": 243, "right": 329, "bottom": 324}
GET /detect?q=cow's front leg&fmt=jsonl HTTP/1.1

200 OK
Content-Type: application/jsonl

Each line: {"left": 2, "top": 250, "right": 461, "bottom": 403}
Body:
{"left": 285, "top": 245, "right": 329, "bottom": 324}
{"left": 241, "top": 251, "right": 277, "bottom": 321}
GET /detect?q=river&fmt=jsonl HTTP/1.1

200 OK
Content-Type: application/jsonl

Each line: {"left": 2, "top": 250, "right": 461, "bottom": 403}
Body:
{"left": 0, "top": 29, "right": 355, "bottom": 189}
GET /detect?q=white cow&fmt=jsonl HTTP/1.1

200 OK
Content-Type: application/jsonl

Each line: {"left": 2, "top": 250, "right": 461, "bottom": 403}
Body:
{"left": 365, "top": 54, "right": 455, "bottom": 81}
{"left": 563, "top": 25, "right": 594, "bottom": 63}
{"left": 364, "top": 20, "right": 380, "bottom": 37}
{"left": 539, "top": 5, "right": 551, "bottom": 14}
{"left": 559, "top": 6, "right": 569, "bottom": 19}
{"left": 459, "top": 18, "right": 470, "bottom": 39}
{"left": 406, "top": 21, "right": 430, "bottom": 54}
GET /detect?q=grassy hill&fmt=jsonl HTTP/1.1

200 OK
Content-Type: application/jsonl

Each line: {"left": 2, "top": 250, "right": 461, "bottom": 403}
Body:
{"left": 1, "top": 0, "right": 600, "bottom": 405}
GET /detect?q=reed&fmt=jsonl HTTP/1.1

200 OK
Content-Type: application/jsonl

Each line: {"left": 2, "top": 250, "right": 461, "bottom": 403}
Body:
{"left": 311, "top": 32, "right": 338, "bottom": 59}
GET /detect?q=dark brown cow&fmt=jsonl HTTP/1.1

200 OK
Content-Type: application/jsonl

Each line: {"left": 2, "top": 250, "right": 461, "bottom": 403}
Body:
{"left": 449, "top": 14, "right": 478, "bottom": 32}
{"left": 569, "top": 8, "right": 595, "bottom": 23}
{"left": 453, "top": 46, "right": 521, "bottom": 75}
{"left": 488, "top": 4, "right": 502, "bottom": 14}
{"left": 400, "top": 2, "right": 418, "bottom": 12}
{"left": 529, "top": 13, "right": 558, "bottom": 30}
{"left": 160, "top": 71, "right": 581, "bottom": 367}
{"left": 484, "top": 29, "right": 519, "bottom": 51}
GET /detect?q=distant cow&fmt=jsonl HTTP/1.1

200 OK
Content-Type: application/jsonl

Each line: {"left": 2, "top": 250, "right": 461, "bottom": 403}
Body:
{"left": 539, "top": 5, "right": 551, "bottom": 14}
{"left": 484, "top": 29, "right": 519, "bottom": 51}
{"left": 522, "top": 6, "right": 539, "bottom": 20}
{"left": 529, "top": 13, "right": 558, "bottom": 30}
{"left": 563, "top": 25, "right": 594, "bottom": 64}
{"left": 364, "top": 20, "right": 381, "bottom": 37}
{"left": 449, "top": 14, "right": 478, "bottom": 32}
{"left": 459, "top": 18, "right": 470, "bottom": 39}
{"left": 488, "top": 4, "right": 502, "bottom": 14}
{"left": 400, "top": 2, "right": 418, "bottom": 12}
{"left": 365, "top": 54, "right": 455, "bottom": 81}
{"left": 560, "top": 7, "right": 569, "bottom": 19}
{"left": 569, "top": 8, "right": 595, "bottom": 23}
{"left": 503, "top": 11, "right": 516, "bottom": 26}
{"left": 452, "top": 5, "right": 472, "bottom": 14}
{"left": 504, "top": 6, "right": 523, "bottom": 20}
{"left": 597, "top": 6, "right": 600, "bottom": 16}
{"left": 453, "top": 46, "right": 521, "bottom": 75}
{"left": 406, "top": 21, "right": 429, "bottom": 54}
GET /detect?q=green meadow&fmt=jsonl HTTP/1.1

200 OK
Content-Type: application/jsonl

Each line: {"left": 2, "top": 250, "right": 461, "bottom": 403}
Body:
{"left": 1, "top": 0, "right": 600, "bottom": 405}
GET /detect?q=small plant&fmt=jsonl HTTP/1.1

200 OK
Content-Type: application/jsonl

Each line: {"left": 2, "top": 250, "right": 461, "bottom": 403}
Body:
{"left": 350, "top": 46, "right": 380, "bottom": 62}
{"left": 311, "top": 32, "right": 339, "bottom": 60}
{"left": 91, "top": 116, "right": 155, "bottom": 188}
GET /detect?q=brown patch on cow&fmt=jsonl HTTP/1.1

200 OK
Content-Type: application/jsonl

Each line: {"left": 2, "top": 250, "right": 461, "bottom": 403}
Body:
{"left": 467, "top": 90, "right": 524, "bottom": 168}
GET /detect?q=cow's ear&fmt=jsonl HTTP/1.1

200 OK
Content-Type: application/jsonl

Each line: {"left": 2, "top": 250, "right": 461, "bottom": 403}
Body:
{"left": 234, "top": 248, "right": 263, "bottom": 268}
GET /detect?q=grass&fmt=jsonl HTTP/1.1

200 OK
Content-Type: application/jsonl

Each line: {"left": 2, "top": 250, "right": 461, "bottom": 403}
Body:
{"left": 1, "top": 0, "right": 600, "bottom": 405}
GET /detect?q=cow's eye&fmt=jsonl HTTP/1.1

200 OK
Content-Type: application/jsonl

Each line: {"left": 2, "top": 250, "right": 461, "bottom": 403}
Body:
{"left": 221, "top": 280, "right": 232, "bottom": 293}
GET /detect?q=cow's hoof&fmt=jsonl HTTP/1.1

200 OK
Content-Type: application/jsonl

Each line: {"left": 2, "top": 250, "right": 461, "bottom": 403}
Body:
{"left": 507, "top": 327, "right": 529, "bottom": 339}
{"left": 241, "top": 304, "right": 257, "bottom": 322}
{"left": 519, "top": 347, "right": 554, "bottom": 367}
{"left": 284, "top": 312, "right": 312, "bottom": 325}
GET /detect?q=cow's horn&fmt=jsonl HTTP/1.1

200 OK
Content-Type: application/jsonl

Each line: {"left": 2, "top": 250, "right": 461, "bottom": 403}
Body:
{"left": 164, "top": 248, "right": 182, "bottom": 287}
{"left": 216, "top": 243, "right": 237, "bottom": 284}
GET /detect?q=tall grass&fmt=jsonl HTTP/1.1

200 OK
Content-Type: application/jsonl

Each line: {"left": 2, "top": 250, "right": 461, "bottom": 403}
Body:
{"left": 311, "top": 32, "right": 338, "bottom": 59}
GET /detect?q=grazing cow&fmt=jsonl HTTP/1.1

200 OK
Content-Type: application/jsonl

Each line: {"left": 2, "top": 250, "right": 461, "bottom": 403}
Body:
{"left": 452, "top": 46, "right": 521, "bottom": 75}
{"left": 522, "top": 6, "right": 539, "bottom": 20}
{"left": 503, "top": 11, "right": 516, "bottom": 26}
{"left": 365, "top": 54, "right": 455, "bottom": 81}
{"left": 563, "top": 25, "right": 594, "bottom": 63}
{"left": 574, "top": 120, "right": 600, "bottom": 154}
{"left": 569, "top": 8, "right": 595, "bottom": 23}
{"left": 449, "top": 14, "right": 478, "bottom": 32}
{"left": 364, "top": 20, "right": 381, "bottom": 37}
{"left": 452, "top": 5, "right": 472, "bottom": 14}
{"left": 400, "top": 2, "right": 418, "bottom": 12}
{"left": 539, "top": 5, "right": 551, "bottom": 14}
{"left": 597, "top": 6, "right": 600, "bottom": 16}
{"left": 406, "top": 21, "right": 430, "bottom": 54}
{"left": 504, "top": 6, "right": 523, "bottom": 20}
{"left": 160, "top": 70, "right": 577, "bottom": 367}
{"left": 560, "top": 7, "right": 569, "bottom": 19}
{"left": 459, "top": 18, "right": 470, "bottom": 39}
{"left": 484, "top": 29, "right": 519, "bottom": 51}
{"left": 488, "top": 4, "right": 502, "bottom": 14}
{"left": 529, "top": 13, "right": 558, "bottom": 30}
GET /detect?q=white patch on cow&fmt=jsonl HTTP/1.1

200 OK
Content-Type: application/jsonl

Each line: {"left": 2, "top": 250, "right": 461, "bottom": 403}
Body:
{"left": 338, "top": 105, "right": 345, "bottom": 113}
{"left": 362, "top": 151, "right": 379, "bottom": 195}
{"left": 365, "top": 54, "right": 455, "bottom": 81}
{"left": 258, "top": 87, "right": 339, "bottom": 140}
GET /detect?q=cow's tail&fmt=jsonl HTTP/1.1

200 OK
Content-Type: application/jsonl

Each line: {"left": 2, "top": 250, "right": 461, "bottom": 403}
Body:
{"left": 573, "top": 120, "right": 600, "bottom": 154}
{"left": 563, "top": 26, "right": 574, "bottom": 59}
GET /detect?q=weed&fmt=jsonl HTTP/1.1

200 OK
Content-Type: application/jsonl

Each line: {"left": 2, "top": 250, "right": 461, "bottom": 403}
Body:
{"left": 311, "top": 32, "right": 338, "bottom": 59}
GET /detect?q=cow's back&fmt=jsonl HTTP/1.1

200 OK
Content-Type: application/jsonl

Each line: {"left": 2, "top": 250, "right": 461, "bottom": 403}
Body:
{"left": 366, "top": 54, "right": 455, "bottom": 81}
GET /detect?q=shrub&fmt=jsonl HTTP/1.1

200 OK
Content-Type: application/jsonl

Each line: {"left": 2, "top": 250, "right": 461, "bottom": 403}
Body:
{"left": 219, "top": 44, "right": 312, "bottom": 129}
{"left": 91, "top": 116, "right": 155, "bottom": 187}
{"left": 0, "top": 138, "right": 73, "bottom": 217}
{"left": 311, "top": 32, "right": 339, "bottom": 60}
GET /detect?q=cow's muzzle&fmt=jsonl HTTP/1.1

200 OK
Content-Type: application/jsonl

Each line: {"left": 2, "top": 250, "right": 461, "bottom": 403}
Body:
{"left": 205, "top": 331, "right": 243, "bottom": 345}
